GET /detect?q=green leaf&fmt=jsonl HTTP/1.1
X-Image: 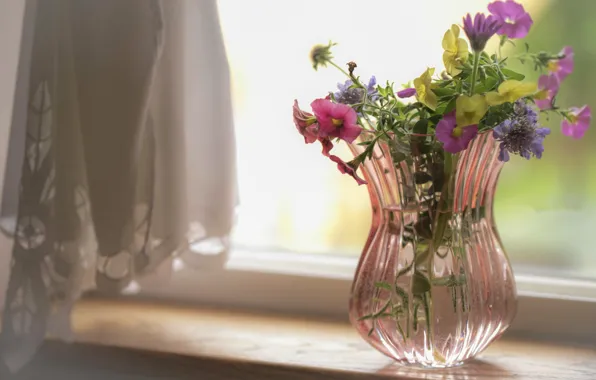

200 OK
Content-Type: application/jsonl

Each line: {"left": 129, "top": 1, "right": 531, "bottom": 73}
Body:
{"left": 474, "top": 76, "right": 499, "bottom": 93}
{"left": 499, "top": 34, "right": 508, "bottom": 47}
{"left": 413, "top": 119, "right": 428, "bottom": 134}
{"left": 478, "top": 67, "right": 487, "bottom": 81}
{"left": 431, "top": 87, "right": 457, "bottom": 97}
{"left": 396, "top": 321, "right": 406, "bottom": 341}
{"left": 392, "top": 150, "right": 407, "bottom": 163}
{"left": 379, "top": 82, "right": 395, "bottom": 98}
{"left": 501, "top": 68, "right": 525, "bottom": 81}
{"left": 436, "top": 97, "right": 457, "bottom": 115}
{"left": 435, "top": 80, "right": 453, "bottom": 88}
{"left": 432, "top": 274, "right": 457, "bottom": 287}
{"left": 414, "top": 247, "right": 431, "bottom": 266}
{"left": 445, "top": 98, "right": 457, "bottom": 113}
{"left": 428, "top": 114, "right": 442, "bottom": 124}
{"left": 422, "top": 293, "right": 432, "bottom": 328}
{"left": 391, "top": 305, "right": 404, "bottom": 317}
{"left": 410, "top": 120, "right": 429, "bottom": 156}
{"left": 374, "top": 281, "right": 392, "bottom": 290}
{"left": 412, "top": 303, "right": 419, "bottom": 331}
{"left": 394, "top": 285, "right": 409, "bottom": 301}
{"left": 412, "top": 271, "right": 431, "bottom": 295}
{"left": 389, "top": 139, "right": 410, "bottom": 163}
{"left": 359, "top": 300, "right": 391, "bottom": 322}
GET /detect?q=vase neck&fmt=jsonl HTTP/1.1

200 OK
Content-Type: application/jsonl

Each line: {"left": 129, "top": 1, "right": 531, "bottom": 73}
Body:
{"left": 452, "top": 132, "right": 502, "bottom": 216}
{"left": 349, "top": 132, "right": 502, "bottom": 222}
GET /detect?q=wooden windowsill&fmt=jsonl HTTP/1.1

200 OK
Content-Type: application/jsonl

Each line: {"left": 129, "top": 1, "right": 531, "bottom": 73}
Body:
{"left": 7, "top": 298, "right": 596, "bottom": 379}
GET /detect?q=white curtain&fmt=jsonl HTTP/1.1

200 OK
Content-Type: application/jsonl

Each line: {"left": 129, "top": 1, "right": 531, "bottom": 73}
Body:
{"left": 0, "top": 0, "right": 237, "bottom": 372}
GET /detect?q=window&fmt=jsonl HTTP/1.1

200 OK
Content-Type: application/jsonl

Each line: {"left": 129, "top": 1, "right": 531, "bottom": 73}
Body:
{"left": 143, "top": 0, "right": 596, "bottom": 342}
{"left": 219, "top": 0, "right": 596, "bottom": 279}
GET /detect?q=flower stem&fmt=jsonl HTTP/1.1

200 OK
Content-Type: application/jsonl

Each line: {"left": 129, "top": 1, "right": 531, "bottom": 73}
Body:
{"left": 469, "top": 52, "right": 481, "bottom": 96}
{"left": 429, "top": 152, "right": 456, "bottom": 268}
{"left": 329, "top": 60, "right": 366, "bottom": 89}
{"left": 423, "top": 152, "right": 457, "bottom": 362}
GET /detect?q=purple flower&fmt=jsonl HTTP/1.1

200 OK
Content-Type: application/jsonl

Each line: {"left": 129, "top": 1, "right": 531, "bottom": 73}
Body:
{"left": 334, "top": 80, "right": 363, "bottom": 105}
{"left": 334, "top": 76, "right": 378, "bottom": 104}
{"left": 548, "top": 46, "right": 574, "bottom": 82}
{"left": 397, "top": 87, "right": 417, "bottom": 98}
{"left": 435, "top": 111, "right": 478, "bottom": 153}
{"left": 462, "top": 13, "right": 502, "bottom": 53}
{"left": 535, "top": 74, "right": 560, "bottom": 110}
{"left": 561, "top": 105, "right": 591, "bottom": 139}
{"left": 488, "top": 0, "right": 533, "bottom": 39}
{"left": 513, "top": 100, "right": 539, "bottom": 125}
{"left": 366, "top": 76, "right": 379, "bottom": 100}
{"left": 493, "top": 101, "right": 549, "bottom": 162}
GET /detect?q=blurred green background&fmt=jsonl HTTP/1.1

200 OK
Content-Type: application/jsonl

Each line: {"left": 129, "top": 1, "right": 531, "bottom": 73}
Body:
{"left": 494, "top": 0, "right": 596, "bottom": 277}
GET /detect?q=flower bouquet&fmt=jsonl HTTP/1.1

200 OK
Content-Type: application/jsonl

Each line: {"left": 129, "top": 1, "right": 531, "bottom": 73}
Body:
{"left": 292, "top": 0, "right": 590, "bottom": 368}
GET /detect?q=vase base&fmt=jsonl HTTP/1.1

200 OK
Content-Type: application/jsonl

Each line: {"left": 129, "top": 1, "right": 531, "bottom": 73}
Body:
{"left": 388, "top": 358, "right": 466, "bottom": 370}
{"left": 385, "top": 353, "right": 467, "bottom": 370}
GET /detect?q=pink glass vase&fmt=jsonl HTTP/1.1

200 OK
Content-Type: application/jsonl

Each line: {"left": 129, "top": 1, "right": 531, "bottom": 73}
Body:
{"left": 348, "top": 132, "right": 517, "bottom": 368}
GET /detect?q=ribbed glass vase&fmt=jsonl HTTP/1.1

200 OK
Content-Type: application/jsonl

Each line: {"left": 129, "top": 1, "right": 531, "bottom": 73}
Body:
{"left": 348, "top": 132, "right": 517, "bottom": 368}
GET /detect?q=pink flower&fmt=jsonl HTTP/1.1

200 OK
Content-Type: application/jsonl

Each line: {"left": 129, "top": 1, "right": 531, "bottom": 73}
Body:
{"left": 435, "top": 111, "right": 478, "bottom": 153}
{"left": 319, "top": 137, "right": 334, "bottom": 157}
{"left": 293, "top": 100, "right": 319, "bottom": 143}
{"left": 310, "top": 98, "right": 362, "bottom": 143}
{"left": 329, "top": 155, "right": 367, "bottom": 185}
{"left": 548, "top": 46, "right": 574, "bottom": 82}
{"left": 488, "top": 0, "right": 533, "bottom": 39}
{"left": 561, "top": 105, "right": 591, "bottom": 139}
{"left": 535, "top": 75, "right": 560, "bottom": 110}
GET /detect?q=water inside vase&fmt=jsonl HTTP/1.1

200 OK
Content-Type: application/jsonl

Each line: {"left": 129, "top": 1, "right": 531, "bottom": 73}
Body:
{"left": 349, "top": 133, "right": 517, "bottom": 368}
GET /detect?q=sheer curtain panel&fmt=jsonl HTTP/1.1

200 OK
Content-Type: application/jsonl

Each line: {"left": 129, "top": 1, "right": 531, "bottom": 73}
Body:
{"left": 0, "top": 0, "right": 236, "bottom": 372}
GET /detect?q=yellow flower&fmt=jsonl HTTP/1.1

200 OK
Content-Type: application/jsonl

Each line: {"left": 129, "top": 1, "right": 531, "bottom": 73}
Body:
{"left": 486, "top": 80, "right": 538, "bottom": 106}
{"left": 547, "top": 60, "right": 559, "bottom": 73}
{"left": 442, "top": 25, "right": 469, "bottom": 76}
{"left": 533, "top": 89, "right": 549, "bottom": 101}
{"left": 414, "top": 68, "right": 438, "bottom": 110}
{"left": 456, "top": 94, "right": 488, "bottom": 127}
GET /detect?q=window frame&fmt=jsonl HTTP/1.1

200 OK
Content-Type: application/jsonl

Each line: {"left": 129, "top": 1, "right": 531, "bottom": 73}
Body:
{"left": 138, "top": 247, "right": 596, "bottom": 345}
